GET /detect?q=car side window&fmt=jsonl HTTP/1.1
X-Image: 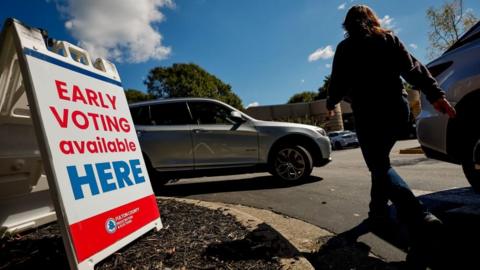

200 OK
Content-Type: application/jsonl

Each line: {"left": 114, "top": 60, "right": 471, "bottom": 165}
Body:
{"left": 150, "top": 102, "right": 193, "bottom": 125}
{"left": 130, "top": 106, "right": 151, "bottom": 125}
{"left": 188, "top": 101, "right": 236, "bottom": 125}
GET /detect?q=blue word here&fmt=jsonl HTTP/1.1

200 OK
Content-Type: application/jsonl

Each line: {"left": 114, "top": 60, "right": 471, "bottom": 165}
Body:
{"left": 67, "top": 159, "right": 146, "bottom": 200}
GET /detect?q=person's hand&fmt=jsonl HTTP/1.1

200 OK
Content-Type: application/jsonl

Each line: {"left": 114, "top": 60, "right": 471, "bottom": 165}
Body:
{"left": 432, "top": 97, "right": 456, "bottom": 118}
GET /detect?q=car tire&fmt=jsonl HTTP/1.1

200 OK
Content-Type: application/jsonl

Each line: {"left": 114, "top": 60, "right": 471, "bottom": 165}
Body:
{"left": 462, "top": 140, "right": 480, "bottom": 193}
{"left": 269, "top": 144, "right": 313, "bottom": 182}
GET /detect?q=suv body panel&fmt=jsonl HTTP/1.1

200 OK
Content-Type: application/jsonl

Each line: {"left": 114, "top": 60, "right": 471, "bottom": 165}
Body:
{"left": 417, "top": 22, "right": 480, "bottom": 156}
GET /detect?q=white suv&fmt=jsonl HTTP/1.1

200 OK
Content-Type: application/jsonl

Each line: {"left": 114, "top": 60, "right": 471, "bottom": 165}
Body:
{"left": 328, "top": 130, "right": 359, "bottom": 150}
{"left": 417, "top": 22, "right": 480, "bottom": 191}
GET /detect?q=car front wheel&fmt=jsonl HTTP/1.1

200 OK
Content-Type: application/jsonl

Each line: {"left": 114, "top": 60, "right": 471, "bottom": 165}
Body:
{"left": 463, "top": 140, "right": 480, "bottom": 192}
{"left": 270, "top": 145, "right": 313, "bottom": 182}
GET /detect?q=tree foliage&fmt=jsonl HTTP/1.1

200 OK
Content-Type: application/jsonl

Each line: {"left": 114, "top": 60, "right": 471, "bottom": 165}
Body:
{"left": 316, "top": 75, "right": 331, "bottom": 100}
{"left": 426, "top": 0, "right": 478, "bottom": 58}
{"left": 124, "top": 89, "right": 155, "bottom": 104}
{"left": 287, "top": 91, "right": 317, "bottom": 104}
{"left": 144, "top": 63, "right": 243, "bottom": 109}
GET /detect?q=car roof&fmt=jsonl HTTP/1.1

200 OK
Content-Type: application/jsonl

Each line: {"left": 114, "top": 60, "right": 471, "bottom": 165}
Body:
{"left": 129, "top": 97, "right": 222, "bottom": 108}
{"left": 444, "top": 21, "right": 480, "bottom": 54}
{"left": 128, "top": 97, "right": 254, "bottom": 120}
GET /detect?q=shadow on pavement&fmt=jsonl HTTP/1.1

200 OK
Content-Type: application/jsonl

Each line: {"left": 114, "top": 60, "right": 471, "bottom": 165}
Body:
{"left": 205, "top": 223, "right": 299, "bottom": 264}
{"left": 304, "top": 233, "right": 404, "bottom": 270}
{"left": 153, "top": 175, "right": 323, "bottom": 197}
{"left": 415, "top": 187, "right": 480, "bottom": 269}
{"left": 317, "top": 187, "right": 480, "bottom": 270}
{"left": 369, "top": 187, "right": 480, "bottom": 269}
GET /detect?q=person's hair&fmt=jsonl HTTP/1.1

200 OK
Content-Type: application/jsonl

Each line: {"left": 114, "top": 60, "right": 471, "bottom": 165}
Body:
{"left": 343, "top": 5, "right": 391, "bottom": 38}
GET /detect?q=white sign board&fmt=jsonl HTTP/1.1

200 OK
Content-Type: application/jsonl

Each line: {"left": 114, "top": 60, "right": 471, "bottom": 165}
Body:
{"left": 5, "top": 19, "right": 161, "bottom": 269}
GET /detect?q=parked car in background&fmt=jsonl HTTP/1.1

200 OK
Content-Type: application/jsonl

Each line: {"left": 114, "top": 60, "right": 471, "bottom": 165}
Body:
{"left": 416, "top": 21, "right": 480, "bottom": 192}
{"left": 328, "top": 130, "right": 359, "bottom": 150}
{"left": 129, "top": 98, "right": 331, "bottom": 185}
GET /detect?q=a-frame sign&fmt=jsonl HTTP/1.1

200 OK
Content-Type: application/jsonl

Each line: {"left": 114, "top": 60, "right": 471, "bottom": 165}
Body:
{"left": 0, "top": 18, "right": 162, "bottom": 270}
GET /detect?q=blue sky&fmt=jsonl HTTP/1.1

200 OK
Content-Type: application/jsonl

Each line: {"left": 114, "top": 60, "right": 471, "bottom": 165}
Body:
{"left": 1, "top": 0, "right": 479, "bottom": 107}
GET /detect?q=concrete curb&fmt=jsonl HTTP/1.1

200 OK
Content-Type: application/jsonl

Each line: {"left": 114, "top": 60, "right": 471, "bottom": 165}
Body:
{"left": 158, "top": 196, "right": 333, "bottom": 270}
{"left": 399, "top": 146, "right": 423, "bottom": 154}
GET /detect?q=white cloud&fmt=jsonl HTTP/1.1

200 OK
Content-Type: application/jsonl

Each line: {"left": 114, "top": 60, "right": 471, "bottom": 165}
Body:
{"left": 247, "top": 102, "right": 259, "bottom": 108}
{"left": 379, "top": 15, "right": 394, "bottom": 29}
{"left": 301, "top": 79, "right": 305, "bottom": 84}
{"left": 55, "top": 0, "right": 174, "bottom": 63}
{"left": 338, "top": 3, "right": 346, "bottom": 10}
{"left": 308, "top": 45, "right": 334, "bottom": 62}
{"left": 325, "top": 64, "right": 332, "bottom": 69}
{"left": 409, "top": 43, "right": 418, "bottom": 50}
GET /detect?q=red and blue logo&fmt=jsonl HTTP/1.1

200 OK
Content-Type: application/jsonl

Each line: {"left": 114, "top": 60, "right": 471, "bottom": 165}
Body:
{"left": 105, "top": 218, "right": 117, "bottom": 234}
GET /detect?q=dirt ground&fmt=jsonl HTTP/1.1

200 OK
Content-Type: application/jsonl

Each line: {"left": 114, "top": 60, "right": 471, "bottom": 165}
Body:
{"left": 0, "top": 199, "right": 281, "bottom": 270}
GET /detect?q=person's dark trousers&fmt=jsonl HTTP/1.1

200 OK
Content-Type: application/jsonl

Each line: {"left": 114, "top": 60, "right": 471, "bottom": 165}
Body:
{"left": 353, "top": 99, "right": 426, "bottom": 226}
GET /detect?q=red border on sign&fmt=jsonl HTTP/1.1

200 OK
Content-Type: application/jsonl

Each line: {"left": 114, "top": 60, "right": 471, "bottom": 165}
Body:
{"left": 69, "top": 194, "right": 160, "bottom": 262}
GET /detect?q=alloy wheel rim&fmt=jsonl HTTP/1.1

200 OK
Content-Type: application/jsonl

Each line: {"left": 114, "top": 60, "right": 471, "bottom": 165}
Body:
{"left": 274, "top": 148, "right": 306, "bottom": 181}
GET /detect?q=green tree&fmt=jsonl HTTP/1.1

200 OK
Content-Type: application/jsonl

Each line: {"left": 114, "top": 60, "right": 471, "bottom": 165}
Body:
{"left": 426, "top": 0, "right": 478, "bottom": 58}
{"left": 316, "top": 75, "right": 331, "bottom": 100}
{"left": 287, "top": 91, "right": 317, "bottom": 104}
{"left": 124, "top": 89, "right": 155, "bottom": 104}
{"left": 144, "top": 63, "right": 243, "bottom": 109}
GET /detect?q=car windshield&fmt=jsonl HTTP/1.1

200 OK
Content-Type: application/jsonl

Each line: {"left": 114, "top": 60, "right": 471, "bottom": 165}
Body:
{"left": 329, "top": 131, "right": 353, "bottom": 137}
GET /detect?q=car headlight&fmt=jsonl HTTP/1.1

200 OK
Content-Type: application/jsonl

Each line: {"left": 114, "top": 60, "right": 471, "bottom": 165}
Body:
{"left": 315, "top": 128, "right": 327, "bottom": 136}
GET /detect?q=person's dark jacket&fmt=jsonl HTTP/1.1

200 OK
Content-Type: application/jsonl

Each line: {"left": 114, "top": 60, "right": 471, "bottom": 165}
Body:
{"left": 326, "top": 32, "right": 445, "bottom": 113}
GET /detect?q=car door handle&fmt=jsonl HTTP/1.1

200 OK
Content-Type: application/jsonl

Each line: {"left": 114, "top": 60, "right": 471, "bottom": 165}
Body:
{"left": 193, "top": 128, "right": 209, "bottom": 134}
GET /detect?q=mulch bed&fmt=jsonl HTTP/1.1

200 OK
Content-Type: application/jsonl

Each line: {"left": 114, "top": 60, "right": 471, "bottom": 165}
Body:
{"left": 0, "top": 199, "right": 281, "bottom": 270}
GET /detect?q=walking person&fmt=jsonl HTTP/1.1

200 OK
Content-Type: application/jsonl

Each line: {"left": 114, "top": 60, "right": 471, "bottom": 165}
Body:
{"left": 326, "top": 5, "right": 456, "bottom": 268}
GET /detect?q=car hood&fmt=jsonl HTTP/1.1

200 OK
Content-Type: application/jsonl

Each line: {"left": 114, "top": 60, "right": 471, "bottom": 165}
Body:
{"left": 253, "top": 120, "right": 322, "bottom": 131}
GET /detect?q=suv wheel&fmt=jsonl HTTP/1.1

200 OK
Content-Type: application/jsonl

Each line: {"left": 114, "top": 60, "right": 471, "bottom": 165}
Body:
{"left": 270, "top": 145, "right": 313, "bottom": 182}
{"left": 463, "top": 140, "right": 480, "bottom": 192}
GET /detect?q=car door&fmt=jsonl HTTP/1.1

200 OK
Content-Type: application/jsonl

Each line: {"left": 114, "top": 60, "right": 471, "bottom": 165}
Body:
{"left": 132, "top": 101, "right": 195, "bottom": 171}
{"left": 188, "top": 101, "right": 259, "bottom": 168}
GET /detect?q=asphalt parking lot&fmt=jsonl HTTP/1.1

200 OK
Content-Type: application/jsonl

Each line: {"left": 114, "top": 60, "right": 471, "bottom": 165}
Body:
{"left": 156, "top": 139, "right": 480, "bottom": 267}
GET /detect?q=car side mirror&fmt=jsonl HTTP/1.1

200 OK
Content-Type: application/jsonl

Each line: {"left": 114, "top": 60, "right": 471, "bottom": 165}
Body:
{"left": 230, "top": 111, "right": 246, "bottom": 123}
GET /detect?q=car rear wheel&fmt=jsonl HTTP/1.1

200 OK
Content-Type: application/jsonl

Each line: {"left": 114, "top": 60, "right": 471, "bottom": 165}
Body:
{"left": 463, "top": 140, "right": 480, "bottom": 193}
{"left": 270, "top": 145, "right": 313, "bottom": 182}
